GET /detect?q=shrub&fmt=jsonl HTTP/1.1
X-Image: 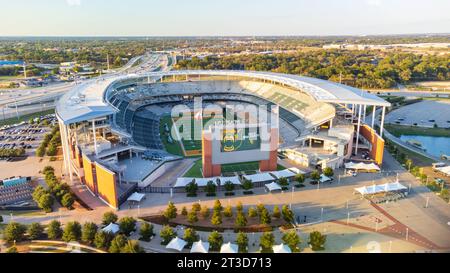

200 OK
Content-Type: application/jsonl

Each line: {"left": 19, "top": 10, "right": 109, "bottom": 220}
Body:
{"left": 109, "top": 234, "right": 128, "bottom": 253}
{"left": 183, "top": 228, "right": 199, "bottom": 248}
{"left": 205, "top": 180, "right": 217, "bottom": 196}
{"left": 235, "top": 211, "right": 247, "bottom": 227}
{"left": 181, "top": 206, "right": 188, "bottom": 216}
{"left": 121, "top": 240, "right": 145, "bottom": 253}
{"left": 211, "top": 210, "right": 222, "bottom": 226}
{"left": 311, "top": 170, "right": 320, "bottom": 182}
{"left": 200, "top": 205, "right": 210, "bottom": 219}
{"left": 272, "top": 206, "right": 281, "bottom": 219}
{"left": 282, "top": 230, "right": 301, "bottom": 252}
{"left": 259, "top": 232, "right": 275, "bottom": 253}
{"left": 139, "top": 222, "right": 154, "bottom": 242}
{"left": 192, "top": 202, "right": 201, "bottom": 212}
{"left": 94, "top": 231, "right": 112, "bottom": 250}
{"left": 213, "top": 200, "right": 223, "bottom": 212}
{"left": 282, "top": 205, "right": 295, "bottom": 223}
{"left": 187, "top": 210, "right": 199, "bottom": 224}
{"left": 47, "top": 220, "right": 63, "bottom": 240}
{"left": 81, "top": 222, "right": 98, "bottom": 245}
{"left": 236, "top": 231, "right": 248, "bottom": 253}
{"left": 295, "top": 173, "right": 305, "bottom": 185}
{"left": 236, "top": 202, "right": 243, "bottom": 213}
{"left": 224, "top": 181, "right": 235, "bottom": 192}
{"left": 164, "top": 202, "right": 178, "bottom": 220}
{"left": 102, "top": 211, "right": 118, "bottom": 225}
{"left": 323, "top": 167, "right": 334, "bottom": 178}
{"left": 223, "top": 205, "right": 233, "bottom": 218}
{"left": 185, "top": 181, "right": 198, "bottom": 197}
{"left": 208, "top": 231, "right": 223, "bottom": 251}
{"left": 259, "top": 207, "right": 271, "bottom": 225}
{"left": 62, "top": 221, "right": 82, "bottom": 242}
{"left": 248, "top": 207, "right": 258, "bottom": 218}
{"left": 61, "top": 193, "right": 75, "bottom": 209}
{"left": 278, "top": 177, "right": 289, "bottom": 187}
{"left": 118, "top": 217, "right": 137, "bottom": 236}
{"left": 308, "top": 231, "right": 327, "bottom": 251}
{"left": 3, "top": 222, "right": 27, "bottom": 243}
{"left": 160, "top": 225, "right": 176, "bottom": 245}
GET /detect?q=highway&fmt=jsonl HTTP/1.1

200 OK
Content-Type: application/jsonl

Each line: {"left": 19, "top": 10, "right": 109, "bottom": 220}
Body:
{"left": 0, "top": 53, "right": 174, "bottom": 121}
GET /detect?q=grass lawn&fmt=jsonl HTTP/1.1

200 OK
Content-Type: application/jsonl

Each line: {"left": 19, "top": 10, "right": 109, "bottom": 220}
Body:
{"left": 183, "top": 160, "right": 286, "bottom": 178}
{"left": 0, "top": 210, "right": 45, "bottom": 217}
{"left": 0, "top": 109, "right": 55, "bottom": 127}
{"left": 385, "top": 124, "right": 450, "bottom": 138}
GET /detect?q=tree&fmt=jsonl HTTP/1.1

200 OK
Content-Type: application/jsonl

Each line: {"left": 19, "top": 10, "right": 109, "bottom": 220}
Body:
{"left": 36, "top": 146, "right": 46, "bottom": 157}
{"left": 164, "top": 202, "right": 178, "bottom": 220}
{"left": 278, "top": 177, "right": 289, "bottom": 188}
{"left": 28, "top": 223, "right": 44, "bottom": 240}
{"left": 211, "top": 210, "right": 222, "bottom": 226}
{"left": 208, "top": 231, "right": 223, "bottom": 251}
{"left": 185, "top": 181, "right": 198, "bottom": 197}
{"left": 109, "top": 234, "right": 128, "bottom": 253}
{"left": 235, "top": 211, "right": 247, "bottom": 227}
{"left": 160, "top": 225, "right": 176, "bottom": 245}
{"left": 121, "top": 240, "right": 145, "bottom": 253}
{"left": 213, "top": 200, "right": 223, "bottom": 212}
{"left": 236, "top": 232, "right": 249, "bottom": 253}
{"left": 200, "top": 205, "right": 210, "bottom": 219}
{"left": 38, "top": 193, "right": 54, "bottom": 213}
{"left": 3, "top": 222, "right": 27, "bottom": 243}
{"left": 62, "top": 221, "right": 82, "bottom": 242}
{"left": 102, "top": 211, "right": 118, "bottom": 225}
{"left": 295, "top": 173, "right": 305, "bottom": 185}
{"left": 187, "top": 210, "right": 198, "bottom": 224}
{"left": 192, "top": 202, "right": 201, "bottom": 212}
{"left": 139, "top": 222, "right": 154, "bottom": 242}
{"left": 43, "top": 166, "right": 55, "bottom": 175}
{"left": 183, "top": 228, "right": 199, "bottom": 247}
{"left": 282, "top": 205, "right": 295, "bottom": 223}
{"left": 118, "top": 217, "right": 137, "bottom": 236}
{"left": 205, "top": 180, "right": 217, "bottom": 196}
{"left": 248, "top": 207, "right": 258, "bottom": 218}
{"left": 308, "top": 231, "right": 327, "bottom": 251}
{"left": 241, "top": 179, "right": 253, "bottom": 192}
{"left": 311, "top": 170, "right": 321, "bottom": 182}
{"left": 272, "top": 206, "right": 281, "bottom": 219}
{"left": 405, "top": 159, "right": 413, "bottom": 172}
{"left": 224, "top": 181, "right": 235, "bottom": 192}
{"left": 323, "top": 167, "right": 334, "bottom": 178}
{"left": 223, "top": 205, "right": 233, "bottom": 218}
{"left": 94, "top": 231, "right": 112, "bottom": 250}
{"left": 181, "top": 206, "right": 188, "bottom": 216}
{"left": 282, "top": 230, "right": 301, "bottom": 252}
{"left": 236, "top": 202, "right": 243, "bottom": 213}
{"left": 61, "top": 193, "right": 74, "bottom": 209}
{"left": 81, "top": 222, "right": 98, "bottom": 245}
{"left": 47, "top": 220, "right": 62, "bottom": 240}
{"left": 260, "top": 207, "right": 271, "bottom": 225}
{"left": 259, "top": 232, "right": 275, "bottom": 253}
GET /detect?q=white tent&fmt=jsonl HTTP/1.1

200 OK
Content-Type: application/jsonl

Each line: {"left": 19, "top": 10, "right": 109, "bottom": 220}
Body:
{"left": 190, "top": 240, "right": 210, "bottom": 253}
{"left": 243, "top": 172, "right": 275, "bottom": 183}
{"left": 273, "top": 244, "right": 292, "bottom": 253}
{"left": 219, "top": 176, "right": 242, "bottom": 185}
{"left": 355, "top": 182, "right": 407, "bottom": 196}
{"left": 436, "top": 166, "right": 450, "bottom": 176}
{"left": 320, "top": 174, "right": 333, "bottom": 183}
{"left": 345, "top": 162, "right": 380, "bottom": 172}
{"left": 166, "top": 237, "right": 187, "bottom": 252}
{"left": 220, "top": 242, "right": 239, "bottom": 253}
{"left": 270, "top": 169, "right": 297, "bottom": 179}
{"left": 174, "top": 178, "right": 218, "bottom": 188}
{"left": 127, "top": 192, "right": 146, "bottom": 203}
{"left": 265, "top": 182, "right": 282, "bottom": 192}
{"left": 102, "top": 223, "right": 119, "bottom": 234}
{"left": 287, "top": 167, "right": 306, "bottom": 174}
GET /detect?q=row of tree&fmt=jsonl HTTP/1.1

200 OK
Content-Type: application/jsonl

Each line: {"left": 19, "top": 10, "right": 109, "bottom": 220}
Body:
{"left": 175, "top": 51, "right": 449, "bottom": 89}
{"left": 36, "top": 126, "right": 60, "bottom": 157}
{"left": 0, "top": 147, "right": 25, "bottom": 158}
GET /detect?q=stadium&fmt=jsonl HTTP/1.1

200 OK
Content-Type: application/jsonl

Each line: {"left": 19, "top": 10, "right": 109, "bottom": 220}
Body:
{"left": 56, "top": 70, "right": 390, "bottom": 209}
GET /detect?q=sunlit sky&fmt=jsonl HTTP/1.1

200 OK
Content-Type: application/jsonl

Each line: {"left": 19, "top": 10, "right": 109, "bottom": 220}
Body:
{"left": 1, "top": 0, "right": 449, "bottom": 36}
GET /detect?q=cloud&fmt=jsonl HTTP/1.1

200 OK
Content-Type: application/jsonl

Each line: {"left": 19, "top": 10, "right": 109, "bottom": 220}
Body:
{"left": 66, "top": 0, "right": 81, "bottom": 6}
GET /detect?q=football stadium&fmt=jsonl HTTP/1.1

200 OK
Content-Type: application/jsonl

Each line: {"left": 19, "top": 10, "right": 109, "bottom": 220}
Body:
{"left": 56, "top": 70, "right": 390, "bottom": 209}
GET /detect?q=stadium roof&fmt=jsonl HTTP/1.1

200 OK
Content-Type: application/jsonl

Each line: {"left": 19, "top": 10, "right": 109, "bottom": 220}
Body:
{"left": 57, "top": 70, "right": 390, "bottom": 125}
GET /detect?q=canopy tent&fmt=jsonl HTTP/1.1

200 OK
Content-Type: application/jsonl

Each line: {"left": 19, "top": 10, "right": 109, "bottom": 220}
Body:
{"left": 273, "top": 244, "right": 292, "bottom": 253}
{"left": 355, "top": 182, "right": 407, "bottom": 196}
{"left": 265, "top": 182, "right": 282, "bottom": 192}
{"left": 270, "top": 169, "right": 297, "bottom": 179}
{"left": 127, "top": 192, "right": 146, "bottom": 203}
{"left": 436, "top": 166, "right": 450, "bottom": 176}
{"left": 190, "top": 240, "right": 210, "bottom": 253}
{"left": 345, "top": 162, "right": 381, "bottom": 172}
{"left": 219, "top": 176, "right": 242, "bottom": 185}
{"left": 220, "top": 242, "right": 239, "bottom": 253}
{"left": 102, "top": 223, "right": 119, "bottom": 234}
{"left": 166, "top": 237, "right": 187, "bottom": 252}
{"left": 320, "top": 174, "right": 333, "bottom": 183}
{"left": 243, "top": 172, "right": 276, "bottom": 183}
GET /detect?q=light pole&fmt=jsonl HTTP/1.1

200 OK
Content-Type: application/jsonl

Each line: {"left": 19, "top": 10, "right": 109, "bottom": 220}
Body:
{"left": 320, "top": 208, "right": 324, "bottom": 221}
{"left": 347, "top": 212, "right": 350, "bottom": 225}
{"left": 406, "top": 228, "right": 409, "bottom": 241}
{"left": 290, "top": 187, "right": 294, "bottom": 209}
{"left": 425, "top": 197, "right": 430, "bottom": 208}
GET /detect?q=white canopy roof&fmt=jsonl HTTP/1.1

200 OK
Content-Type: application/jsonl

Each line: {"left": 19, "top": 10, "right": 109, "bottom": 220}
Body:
{"left": 265, "top": 182, "right": 283, "bottom": 192}
{"left": 355, "top": 182, "right": 407, "bottom": 195}
{"left": 287, "top": 167, "right": 306, "bottom": 174}
{"left": 345, "top": 162, "right": 381, "bottom": 171}
{"left": 190, "top": 240, "right": 210, "bottom": 253}
{"left": 166, "top": 237, "right": 187, "bottom": 252}
{"left": 273, "top": 244, "right": 292, "bottom": 253}
{"left": 102, "top": 223, "right": 119, "bottom": 234}
{"left": 220, "top": 176, "right": 242, "bottom": 185}
{"left": 127, "top": 192, "right": 146, "bottom": 203}
{"left": 436, "top": 166, "right": 450, "bottom": 176}
{"left": 220, "top": 242, "right": 239, "bottom": 253}
{"left": 270, "top": 169, "right": 297, "bottom": 179}
{"left": 320, "top": 174, "right": 333, "bottom": 183}
{"left": 243, "top": 172, "right": 276, "bottom": 183}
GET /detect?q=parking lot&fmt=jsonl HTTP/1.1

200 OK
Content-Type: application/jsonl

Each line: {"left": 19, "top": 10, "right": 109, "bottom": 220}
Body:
{"left": 0, "top": 114, "right": 56, "bottom": 160}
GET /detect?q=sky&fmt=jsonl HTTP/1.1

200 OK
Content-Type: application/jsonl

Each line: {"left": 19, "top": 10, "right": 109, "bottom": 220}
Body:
{"left": 1, "top": 0, "right": 449, "bottom": 36}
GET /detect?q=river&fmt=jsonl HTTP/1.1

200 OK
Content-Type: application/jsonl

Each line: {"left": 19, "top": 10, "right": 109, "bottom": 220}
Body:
{"left": 400, "top": 135, "right": 450, "bottom": 158}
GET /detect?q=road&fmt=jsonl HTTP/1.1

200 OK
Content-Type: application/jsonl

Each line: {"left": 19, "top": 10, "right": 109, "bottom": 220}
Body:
{"left": 0, "top": 53, "right": 174, "bottom": 121}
